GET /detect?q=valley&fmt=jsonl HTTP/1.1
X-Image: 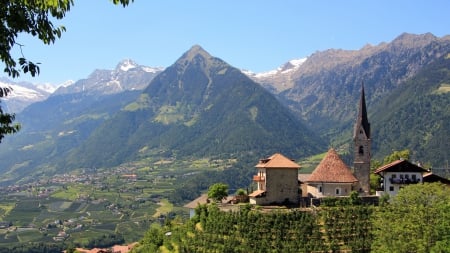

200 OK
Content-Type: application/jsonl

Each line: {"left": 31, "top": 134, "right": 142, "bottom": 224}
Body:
{"left": 0, "top": 157, "right": 236, "bottom": 249}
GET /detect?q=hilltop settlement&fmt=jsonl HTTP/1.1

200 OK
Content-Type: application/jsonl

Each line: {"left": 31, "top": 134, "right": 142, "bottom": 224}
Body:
{"left": 185, "top": 84, "right": 450, "bottom": 212}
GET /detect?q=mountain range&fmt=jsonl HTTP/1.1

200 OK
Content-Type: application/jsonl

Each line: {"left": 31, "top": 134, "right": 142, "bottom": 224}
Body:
{"left": 0, "top": 32, "right": 449, "bottom": 185}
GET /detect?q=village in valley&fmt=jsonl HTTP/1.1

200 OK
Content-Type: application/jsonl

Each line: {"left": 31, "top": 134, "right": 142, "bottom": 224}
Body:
{"left": 0, "top": 156, "right": 235, "bottom": 251}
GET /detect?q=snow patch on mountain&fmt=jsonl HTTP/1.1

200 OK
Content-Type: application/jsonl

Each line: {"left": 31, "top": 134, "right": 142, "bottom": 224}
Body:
{"left": 142, "top": 66, "right": 165, "bottom": 73}
{"left": 56, "top": 80, "right": 75, "bottom": 89}
{"left": 0, "top": 82, "right": 45, "bottom": 100}
{"left": 243, "top": 58, "right": 307, "bottom": 79}
{"left": 257, "top": 58, "right": 307, "bottom": 78}
{"left": 119, "top": 59, "right": 138, "bottom": 71}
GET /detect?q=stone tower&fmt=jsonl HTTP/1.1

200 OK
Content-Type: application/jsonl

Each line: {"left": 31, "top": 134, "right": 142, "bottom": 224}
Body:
{"left": 353, "top": 83, "right": 371, "bottom": 195}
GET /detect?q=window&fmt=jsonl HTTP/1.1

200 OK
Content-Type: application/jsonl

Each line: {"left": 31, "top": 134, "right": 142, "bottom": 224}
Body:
{"left": 359, "top": 146, "right": 364, "bottom": 155}
{"left": 392, "top": 174, "right": 397, "bottom": 178}
{"left": 412, "top": 174, "right": 417, "bottom": 182}
{"left": 319, "top": 186, "right": 322, "bottom": 193}
{"left": 389, "top": 186, "right": 394, "bottom": 191}
{"left": 335, "top": 188, "right": 341, "bottom": 195}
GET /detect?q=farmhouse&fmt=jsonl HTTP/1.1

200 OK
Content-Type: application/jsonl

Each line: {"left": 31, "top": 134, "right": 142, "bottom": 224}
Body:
{"left": 373, "top": 159, "right": 449, "bottom": 197}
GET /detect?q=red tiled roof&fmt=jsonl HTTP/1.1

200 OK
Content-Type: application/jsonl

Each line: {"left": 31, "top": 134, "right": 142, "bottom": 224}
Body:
{"left": 298, "top": 174, "right": 311, "bottom": 183}
{"left": 255, "top": 153, "right": 300, "bottom": 169}
{"left": 374, "top": 159, "right": 428, "bottom": 174}
{"left": 307, "top": 148, "right": 358, "bottom": 183}
{"left": 248, "top": 190, "right": 266, "bottom": 197}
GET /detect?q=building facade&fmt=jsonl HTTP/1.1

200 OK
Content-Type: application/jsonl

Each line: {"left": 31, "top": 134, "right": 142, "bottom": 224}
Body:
{"left": 374, "top": 159, "right": 428, "bottom": 197}
{"left": 249, "top": 153, "right": 300, "bottom": 205}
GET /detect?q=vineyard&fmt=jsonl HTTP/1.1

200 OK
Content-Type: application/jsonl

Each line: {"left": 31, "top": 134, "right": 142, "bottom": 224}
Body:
{"left": 132, "top": 183, "right": 450, "bottom": 253}
{"left": 134, "top": 204, "right": 373, "bottom": 253}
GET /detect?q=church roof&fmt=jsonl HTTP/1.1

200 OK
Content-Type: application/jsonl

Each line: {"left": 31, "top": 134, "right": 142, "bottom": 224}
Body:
{"left": 307, "top": 148, "right": 358, "bottom": 183}
{"left": 255, "top": 153, "right": 300, "bottom": 169}
{"left": 354, "top": 83, "right": 371, "bottom": 138}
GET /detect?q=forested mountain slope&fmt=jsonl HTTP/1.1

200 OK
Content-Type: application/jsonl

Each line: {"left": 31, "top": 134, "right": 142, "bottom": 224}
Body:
{"left": 63, "top": 45, "right": 325, "bottom": 169}
{"left": 371, "top": 53, "right": 450, "bottom": 166}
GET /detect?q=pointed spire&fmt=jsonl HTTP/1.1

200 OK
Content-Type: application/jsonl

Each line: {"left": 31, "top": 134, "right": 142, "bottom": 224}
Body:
{"left": 355, "top": 82, "right": 370, "bottom": 138}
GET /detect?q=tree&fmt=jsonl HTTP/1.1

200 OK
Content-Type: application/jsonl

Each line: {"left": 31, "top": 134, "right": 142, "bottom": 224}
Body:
{"left": 207, "top": 183, "right": 228, "bottom": 202}
{"left": 372, "top": 183, "right": 450, "bottom": 253}
{"left": 1, "top": 0, "right": 134, "bottom": 78}
{"left": 0, "top": 0, "right": 134, "bottom": 142}
{"left": 0, "top": 87, "right": 20, "bottom": 142}
{"left": 383, "top": 149, "right": 410, "bottom": 164}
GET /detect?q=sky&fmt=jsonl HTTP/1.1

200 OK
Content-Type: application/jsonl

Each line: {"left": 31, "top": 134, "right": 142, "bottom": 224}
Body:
{"left": 4, "top": 0, "right": 450, "bottom": 85}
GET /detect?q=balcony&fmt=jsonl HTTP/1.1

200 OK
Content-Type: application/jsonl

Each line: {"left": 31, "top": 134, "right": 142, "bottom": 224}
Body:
{"left": 253, "top": 175, "right": 265, "bottom": 182}
{"left": 389, "top": 178, "right": 420, "bottom": 184}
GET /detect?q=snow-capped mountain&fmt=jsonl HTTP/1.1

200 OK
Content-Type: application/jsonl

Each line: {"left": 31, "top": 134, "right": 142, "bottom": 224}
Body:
{"left": 53, "top": 59, "right": 164, "bottom": 96}
{"left": 0, "top": 60, "right": 164, "bottom": 112}
{"left": 243, "top": 58, "right": 307, "bottom": 93}
{"left": 0, "top": 78, "right": 53, "bottom": 113}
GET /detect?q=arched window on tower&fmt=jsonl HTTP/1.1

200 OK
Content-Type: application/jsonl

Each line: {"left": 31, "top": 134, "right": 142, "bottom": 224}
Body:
{"left": 359, "top": 146, "right": 364, "bottom": 155}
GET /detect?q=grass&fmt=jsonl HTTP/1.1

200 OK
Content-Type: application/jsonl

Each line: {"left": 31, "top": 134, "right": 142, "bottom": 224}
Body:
{"left": 152, "top": 199, "right": 174, "bottom": 218}
{"left": 51, "top": 185, "right": 87, "bottom": 201}
{"left": 16, "top": 229, "right": 43, "bottom": 243}
{"left": 433, "top": 83, "right": 450, "bottom": 94}
{"left": 299, "top": 152, "right": 327, "bottom": 173}
{"left": 0, "top": 203, "right": 15, "bottom": 220}
{"left": 48, "top": 201, "right": 73, "bottom": 212}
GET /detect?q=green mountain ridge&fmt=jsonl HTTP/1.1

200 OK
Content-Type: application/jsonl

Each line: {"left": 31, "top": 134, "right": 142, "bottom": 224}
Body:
{"left": 63, "top": 45, "right": 325, "bottom": 170}
{"left": 0, "top": 34, "right": 449, "bottom": 185}
{"left": 372, "top": 54, "right": 450, "bottom": 166}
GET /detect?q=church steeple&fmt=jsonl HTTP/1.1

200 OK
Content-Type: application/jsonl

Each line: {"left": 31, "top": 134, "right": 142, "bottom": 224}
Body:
{"left": 354, "top": 83, "right": 370, "bottom": 139}
{"left": 353, "top": 82, "right": 371, "bottom": 195}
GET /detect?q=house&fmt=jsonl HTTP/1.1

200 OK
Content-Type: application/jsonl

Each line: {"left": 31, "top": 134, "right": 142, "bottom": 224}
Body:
{"left": 249, "top": 153, "right": 300, "bottom": 205}
{"left": 423, "top": 172, "right": 450, "bottom": 185}
{"left": 374, "top": 159, "right": 428, "bottom": 197}
{"left": 183, "top": 194, "right": 209, "bottom": 218}
{"left": 306, "top": 148, "right": 359, "bottom": 198}
{"left": 298, "top": 174, "right": 311, "bottom": 197}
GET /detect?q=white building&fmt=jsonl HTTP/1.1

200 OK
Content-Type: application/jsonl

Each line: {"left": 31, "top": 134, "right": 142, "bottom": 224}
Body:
{"left": 374, "top": 159, "right": 428, "bottom": 197}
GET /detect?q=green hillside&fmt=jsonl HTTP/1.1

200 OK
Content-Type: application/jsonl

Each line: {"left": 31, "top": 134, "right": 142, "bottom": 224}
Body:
{"left": 63, "top": 46, "right": 325, "bottom": 170}
{"left": 371, "top": 54, "right": 450, "bottom": 167}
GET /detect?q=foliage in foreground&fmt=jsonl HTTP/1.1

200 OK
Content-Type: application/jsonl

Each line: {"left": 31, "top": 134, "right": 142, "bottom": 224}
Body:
{"left": 372, "top": 183, "right": 450, "bottom": 253}
{"left": 134, "top": 204, "right": 373, "bottom": 253}
{"left": 133, "top": 183, "right": 450, "bottom": 253}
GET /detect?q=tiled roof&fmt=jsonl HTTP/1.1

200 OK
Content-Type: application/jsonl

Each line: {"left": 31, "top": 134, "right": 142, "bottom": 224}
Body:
{"left": 298, "top": 174, "right": 311, "bottom": 183}
{"left": 423, "top": 172, "right": 450, "bottom": 184}
{"left": 374, "top": 159, "right": 428, "bottom": 174}
{"left": 307, "top": 148, "right": 358, "bottom": 183}
{"left": 248, "top": 190, "right": 266, "bottom": 197}
{"left": 255, "top": 153, "right": 300, "bottom": 169}
{"left": 183, "top": 194, "right": 209, "bottom": 209}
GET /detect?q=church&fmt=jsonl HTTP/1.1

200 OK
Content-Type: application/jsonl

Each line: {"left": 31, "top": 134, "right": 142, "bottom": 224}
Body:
{"left": 249, "top": 84, "right": 372, "bottom": 205}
